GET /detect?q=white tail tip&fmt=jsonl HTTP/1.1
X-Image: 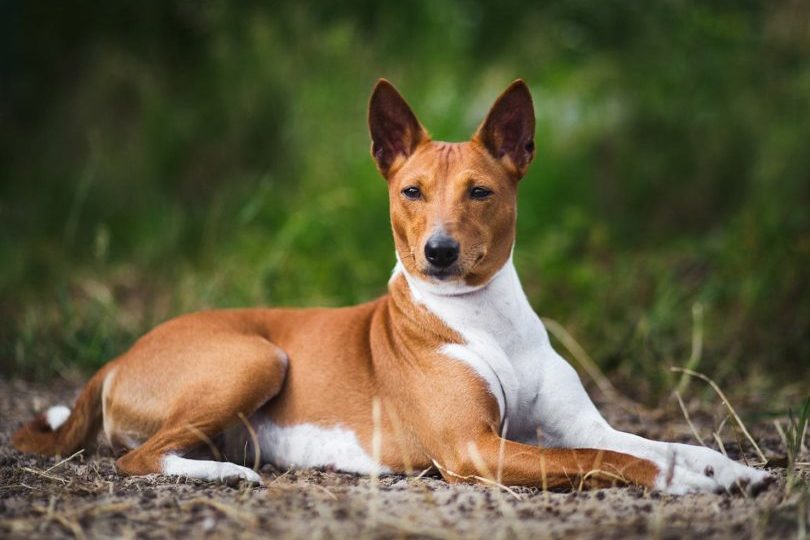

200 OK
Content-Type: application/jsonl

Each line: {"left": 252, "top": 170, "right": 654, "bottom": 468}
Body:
{"left": 46, "top": 405, "right": 71, "bottom": 431}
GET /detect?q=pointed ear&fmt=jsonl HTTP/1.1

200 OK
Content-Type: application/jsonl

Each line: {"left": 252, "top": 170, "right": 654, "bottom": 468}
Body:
{"left": 473, "top": 80, "right": 536, "bottom": 179}
{"left": 368, "top": 79, "right": 429, "bottom": 178}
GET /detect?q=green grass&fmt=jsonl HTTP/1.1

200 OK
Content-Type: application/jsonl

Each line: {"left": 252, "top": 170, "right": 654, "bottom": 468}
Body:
{"left": 785, "top": 397, "right": 810, "bottom": 495}
{"left": 1, "top": 1, "right": 808, "bottom": 404}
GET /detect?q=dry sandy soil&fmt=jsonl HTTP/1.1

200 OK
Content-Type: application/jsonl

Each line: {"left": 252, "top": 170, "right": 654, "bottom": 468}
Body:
{"left": 0, "top": 377, "right": 807, "bottom": 539}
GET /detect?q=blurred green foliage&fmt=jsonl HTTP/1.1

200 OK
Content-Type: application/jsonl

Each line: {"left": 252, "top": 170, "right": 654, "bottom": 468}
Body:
{"left": 1, "top": 1, "right": 808, "bottom": 401}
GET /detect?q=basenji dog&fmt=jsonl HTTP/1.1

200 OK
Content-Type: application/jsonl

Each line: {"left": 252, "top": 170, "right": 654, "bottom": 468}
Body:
{"left": 13, "top": 80, "right": 770, "bottom": 494}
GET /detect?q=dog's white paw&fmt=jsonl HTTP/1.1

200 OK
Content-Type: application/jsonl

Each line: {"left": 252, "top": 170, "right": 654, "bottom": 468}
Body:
{"left": 654, "top": 461, "right": 721, "bottom": 495}
{"left": 162, "top": 455, "right": 263, "bottom": 485}
{"left": 653, "top": 444, "right": 770, "bottom": 495}
{"left": 216, "top": 462, "right": 263, "bottom": 485}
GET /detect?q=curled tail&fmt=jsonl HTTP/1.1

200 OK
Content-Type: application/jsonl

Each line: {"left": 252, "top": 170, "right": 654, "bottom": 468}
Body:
{"left": 12, "top": 364, "right": 112, "bottom": 456}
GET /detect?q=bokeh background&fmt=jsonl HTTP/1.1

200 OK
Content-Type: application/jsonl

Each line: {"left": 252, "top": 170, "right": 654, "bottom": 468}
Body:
{"left": 2, "top": 1, "right": 808, "bottom": 403}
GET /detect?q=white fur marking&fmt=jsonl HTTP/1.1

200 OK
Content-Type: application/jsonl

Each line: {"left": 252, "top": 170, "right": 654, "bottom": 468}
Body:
{"left": 101, "top": 368, "right": 116, "bottom": 444}
{"left": 257, "top": 421, "right": 391, "bottom": 475}
{"left": 396, "top": 254, "right": 530, "bottom": 424}
{"left": 46, "top": 405, "right": 71, "bottom": 431}
{"left": 161, "top": 454, "right": 262, "bottom": 484}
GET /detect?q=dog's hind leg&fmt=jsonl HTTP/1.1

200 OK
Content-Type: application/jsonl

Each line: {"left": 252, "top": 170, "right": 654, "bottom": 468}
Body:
{"left": 112, "top": 334, "right": 288, "bottom": 484}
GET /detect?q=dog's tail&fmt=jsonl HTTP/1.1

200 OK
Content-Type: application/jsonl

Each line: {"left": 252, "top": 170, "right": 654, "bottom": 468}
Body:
{"left": 12, "top": 363, "right": 113, "bottom": 456}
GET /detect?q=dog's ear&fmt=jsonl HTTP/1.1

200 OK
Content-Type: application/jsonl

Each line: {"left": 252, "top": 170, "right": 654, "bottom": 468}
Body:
{"left": 368, "top": 79, "right": 428, "bottom": 178}
{"left": 473, "top": 80, "right": 535, "bottom": 179}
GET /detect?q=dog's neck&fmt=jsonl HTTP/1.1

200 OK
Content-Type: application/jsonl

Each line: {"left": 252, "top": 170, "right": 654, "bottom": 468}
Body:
{"left": 391, "top": 254, "right": 548, "bottom": 356}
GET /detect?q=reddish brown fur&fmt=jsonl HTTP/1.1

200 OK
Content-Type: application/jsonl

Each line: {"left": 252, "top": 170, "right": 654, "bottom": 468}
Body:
{"left": 13, "top": 80, "right": 659, "bottom": 490}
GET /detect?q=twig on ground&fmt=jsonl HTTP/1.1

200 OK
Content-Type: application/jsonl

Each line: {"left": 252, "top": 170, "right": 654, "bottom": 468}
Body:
{"left": 431, "top": 458, "right": 524, "bottom": 501}
{"left": 267, "top": 468, "right": 293, "bottom": 485}
{"left": 45, "top": 449, "right": 85, "bottom": 473}
{"left": 21, "top": 466, "right": 68, "bottom": 484}
{"left": 414, "top": 466, "right": 434, "bottom": 479}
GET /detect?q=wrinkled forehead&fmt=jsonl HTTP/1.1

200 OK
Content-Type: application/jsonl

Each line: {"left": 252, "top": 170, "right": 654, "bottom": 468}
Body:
{"left": 391, "top": 141, "right": 506, "bottom": 187}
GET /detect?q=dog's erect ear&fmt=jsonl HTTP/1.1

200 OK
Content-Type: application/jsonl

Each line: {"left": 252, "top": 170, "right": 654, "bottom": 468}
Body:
{"left": 368, "top": 79, "right": 428, "bottom": 178}
{"left": 474, "top": 80, "right": 536, "bottom": 179}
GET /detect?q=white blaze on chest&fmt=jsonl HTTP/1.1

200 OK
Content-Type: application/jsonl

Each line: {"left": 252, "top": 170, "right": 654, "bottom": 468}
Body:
{"left": 395, "top": 256, "right": 547, "bottom": 430}
{"left": 256, "top": 420, "right": 391, "bottom": 475}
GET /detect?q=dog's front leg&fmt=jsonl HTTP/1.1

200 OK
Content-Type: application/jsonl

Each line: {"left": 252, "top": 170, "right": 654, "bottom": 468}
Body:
{"left": 530, "top": 345, "right": 771, "bottom": 494}
{"left": 433, "top": 430, "right": 661, "bottom": 491}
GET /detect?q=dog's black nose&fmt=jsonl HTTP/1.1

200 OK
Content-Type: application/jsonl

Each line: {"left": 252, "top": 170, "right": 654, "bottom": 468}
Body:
{"left": 424, "top": 234, "right": 459, "bottom": 268}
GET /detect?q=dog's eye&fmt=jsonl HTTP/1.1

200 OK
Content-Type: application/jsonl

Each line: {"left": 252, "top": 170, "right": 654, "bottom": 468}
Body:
{"left": 401, "top": 186, "right": 422, "bottom": 200}
{"left": 469, "top": 186, "right": 493, "bottom": 200}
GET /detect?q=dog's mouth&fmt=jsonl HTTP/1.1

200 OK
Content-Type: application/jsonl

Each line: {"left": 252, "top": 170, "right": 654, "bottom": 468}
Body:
{"left": 423, "top": 265, "right": 463, "bottom": 281}
{"left": 421, "top": 253, "right": 485, "bottom": 281}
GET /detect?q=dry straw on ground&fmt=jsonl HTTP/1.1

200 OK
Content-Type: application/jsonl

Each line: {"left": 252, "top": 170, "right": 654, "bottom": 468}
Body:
{"left": 1, "top": 377, "right": 807, "bottom": 539}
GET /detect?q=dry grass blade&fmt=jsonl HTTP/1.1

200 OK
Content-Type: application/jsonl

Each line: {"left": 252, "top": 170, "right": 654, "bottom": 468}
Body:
{"left": 580, "top": 468, "right": 629, "bottom": 486}
{"left": 22, "top": 466, "right": 68, "bottom": 484}
{"left": 466, "top": 441, "right": 525, "bottom": 540}
{"left": 369, "top": 397, "right": 383, "bottom": 525}
{"left": 415, "top": 466, "right": 434, "bottom": 479}
{"left": 45, "top": 449, "right": 84, "bottom": 473}
{"left": 713, "top": 432, "right": 728, "bottom": 457}
{"left": 184, "top": 423, "right": 223, "bottom": 462}
{"left": 539, "top": 455, "right": 550, "bottom": 503}
{"left": 673, "top": 390, "right": 707, "bottom": 447}
{"left": 383, "top": 403, "right": 414, "bottom": 475}
{"left": 670, "top": 367, "right": 766, "bottom": 463}
{"left": 674, "top": 302, "right": 704, "bottom": 395}
{"left": 267, "top": 468, "right": 293, "bottom": 485}
{"left": 466, "top": 441, "right": 496, "bottom": 482}
{"left": 237, "top": 412, "right": 261, "bottom": 472}
{"left": 312, "top": 484, "right": 338, "bottom": 500}
{"left": 432, "top": 458, "right": 524, "bottom": 501}
{"left": 497, "top": 419, "right": 508, "bottom": 485}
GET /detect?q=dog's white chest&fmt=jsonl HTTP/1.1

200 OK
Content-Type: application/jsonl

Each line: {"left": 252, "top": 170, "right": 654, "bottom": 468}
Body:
{"left": 444, "top": 335, "right": 548, "bottom": 443}
{"left": 398, "top": 258, "right": 549, "bottom": 441}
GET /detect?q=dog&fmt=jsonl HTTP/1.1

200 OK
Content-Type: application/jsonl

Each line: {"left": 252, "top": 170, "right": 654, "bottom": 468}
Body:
{"left": 13, "top": 79, "right": 770, "bottom": 494}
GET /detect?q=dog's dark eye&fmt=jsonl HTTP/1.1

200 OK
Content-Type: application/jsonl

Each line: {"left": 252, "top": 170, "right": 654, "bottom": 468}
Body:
{"left": 470, "top": 186, "right": 493, "bottom": 200}
{"left": 401, "top": 186, "right": 422, "bottom": 200}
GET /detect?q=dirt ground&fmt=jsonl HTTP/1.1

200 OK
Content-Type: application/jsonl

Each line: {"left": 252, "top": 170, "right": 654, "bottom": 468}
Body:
{"left": 0, "top": 378, "right": 807, "bottom": 540}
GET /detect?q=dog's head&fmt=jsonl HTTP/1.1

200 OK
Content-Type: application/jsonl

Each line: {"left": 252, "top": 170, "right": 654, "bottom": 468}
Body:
{"left": 368, "top": 79, "right": 535, "bottom": 290}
